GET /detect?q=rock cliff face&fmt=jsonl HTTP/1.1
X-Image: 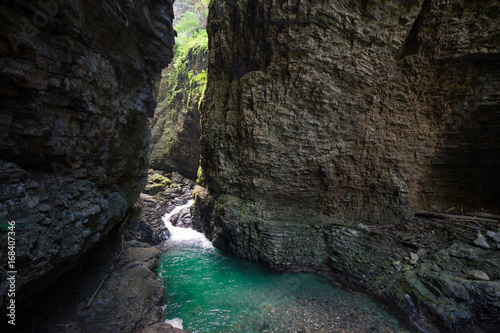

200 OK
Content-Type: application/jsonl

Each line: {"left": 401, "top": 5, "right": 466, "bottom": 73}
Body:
{"left": 150, "top": 50, "right": 206, "bottom": 179}
{"left": 194, "top": 0, "right": 499, "bottom": 330}
{"left": 150, "top": 0, "right": 208, "bottom": 179}
{"left": 0, "top": 0, "right": 174, "bottom": 304}
{"left": 200, "top": 0, "right": 499, "bottom": 222}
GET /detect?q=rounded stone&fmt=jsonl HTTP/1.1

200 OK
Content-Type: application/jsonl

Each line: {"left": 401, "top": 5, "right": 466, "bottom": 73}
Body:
{"left": 467, "top": 270, "right": 490, "bottom": 281}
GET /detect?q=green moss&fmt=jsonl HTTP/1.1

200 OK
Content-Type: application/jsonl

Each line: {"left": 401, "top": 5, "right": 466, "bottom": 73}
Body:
{"left": 146, "top": 183, "right": 165, "bottom": 192}
{"left": 163, "top": 127, "right": 175, "bottom": 144}
{"left": 145, "top": 170, "right": 172, "bottom": 194}
{"left": 148, "top": 172, "right": 171, "bottom": 185}
{"left": 161, "top": 178, "right": 172, "bottom": 186}
{"left": 196, "top": 165, "right": 205, "bottom": 185}
{"left": 151, "top": 2, "right": 208, "bottom": 175}
{"left": 159, "top": 3, "right": 209, "bottom": 111}
{"left": 186, "top": 69, "right": 207, "bottom": 110}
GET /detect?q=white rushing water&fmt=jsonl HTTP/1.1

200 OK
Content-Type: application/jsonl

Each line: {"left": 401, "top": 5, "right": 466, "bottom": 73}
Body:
{"left": 159, "top": 200, "right": 411, "bottom": 333}
{"left": 165, "top": 317, "right": 184, "bottom": 330}
{"left": 162, "top": 199, "right": 213, "bottom": 330}
{"left": 161, "top": 199, "right": 213, "bottom": 248}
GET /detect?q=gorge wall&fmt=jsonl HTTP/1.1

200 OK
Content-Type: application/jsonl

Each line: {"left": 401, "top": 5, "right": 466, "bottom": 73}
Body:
{"left": 194, "top": 0, "right": 500, "bottom": 330}
{"left": 199, "top": 0, "right": 499, "bottom": 223}
{"left": 150, "top": 0, "right": 208, "bottom": 179}
{"left": 0, "top": 0, "right": 174, "bottom": 305}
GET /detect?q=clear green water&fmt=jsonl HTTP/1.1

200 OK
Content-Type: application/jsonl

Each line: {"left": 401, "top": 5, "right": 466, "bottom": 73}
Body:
{"left": 158, "top": 231, "right": 412, "bottom": 333}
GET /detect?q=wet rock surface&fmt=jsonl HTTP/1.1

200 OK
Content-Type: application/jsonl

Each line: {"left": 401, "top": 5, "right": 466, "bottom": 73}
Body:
{"left": 141, "top": 322, "right": 187, "bottom": 333}
{"left": 124, "top": 193, "right": 172, "bottom": 246}
{"left": 11, "top": 170, "right": 192, "bottom": 332}
{"left": 59, "top": 241, "right": 165, "bottom": 333}
{"left": 147, "top": 171, "right": 197, "bottom": 215}
{"left": 125, "top": 170, "right": 196, "bottom": 245}
{"left": 12, "top": 235, "right": 166, "bottom": 333}
{"left": 196, "top": 0, "right": 500, "bottom": 331}
{"left": 194, "top": 192, "right": 500, "bottom": 332}
{"left": 170, "top": 207, "right": 193, "bottom": 228}
{"left": 150, "top": 52, "right": 206, "bottom": 179}
{"left": 259, "top": 295, "right": 409, "bottom": 333}
{"left": 0, "top": 0, "right": 175, "bottom": 307}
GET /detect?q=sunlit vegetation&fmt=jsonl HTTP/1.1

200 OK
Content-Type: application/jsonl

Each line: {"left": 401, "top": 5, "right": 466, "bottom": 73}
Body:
{"left": 158, "top": 0, "right": 209, "bottom": 109}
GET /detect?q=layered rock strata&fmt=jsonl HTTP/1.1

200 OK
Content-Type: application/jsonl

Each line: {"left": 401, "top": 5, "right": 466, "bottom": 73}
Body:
{"left": 195, "top": 0, "right": 500, "bottom": 330}
{"left": 200, "top": 0, "right": 499, "bottom": 221}
{"left": 194, "top": 190, "right": 500, "bottom": 331}
{"left": 0, "top": 0, "right": 174, "bottom": 305}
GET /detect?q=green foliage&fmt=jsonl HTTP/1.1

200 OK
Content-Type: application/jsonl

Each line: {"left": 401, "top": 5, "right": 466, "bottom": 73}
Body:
{"left": 163, "top": 3, "right": 209, "bottom": 109}
{"left": 192, "top": 70, "right": 206, "bottom": 85}
{"left": 174, "top": 5, "right": 208, "bottom": 61}
{"left": 195, "top": 1, "right": 210, "bottom": 16}
{"left": 187, "top": 70, "right": 207, "bottom": 109}
{"left": 175, "top": 11, "right": 200, "bottom": 40}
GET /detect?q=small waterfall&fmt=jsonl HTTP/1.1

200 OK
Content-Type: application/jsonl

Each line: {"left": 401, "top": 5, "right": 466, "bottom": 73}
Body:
{"left": 162, "top": 199, "right": 213, "bottom": 249}
{"left": 162, "top": 199, "right": 213, "bottom": 330}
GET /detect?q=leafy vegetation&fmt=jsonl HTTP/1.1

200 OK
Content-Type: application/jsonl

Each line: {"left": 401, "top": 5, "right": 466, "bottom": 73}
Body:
{"left": 160, "top": 2, "right": 209, "bottom": 109}
{"left": 150, "top": 1, "right": 208, "bottom": 175}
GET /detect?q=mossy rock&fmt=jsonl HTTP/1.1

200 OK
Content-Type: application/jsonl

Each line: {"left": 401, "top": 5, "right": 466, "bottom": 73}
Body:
{"left": 144, "top": 170, "right": 171, "bottom": 195}
{"left": 143, "top": 183, "right": 166, "bottom": 195}
{"left": 148, "top": 172, "right": 172, "bottom": 186}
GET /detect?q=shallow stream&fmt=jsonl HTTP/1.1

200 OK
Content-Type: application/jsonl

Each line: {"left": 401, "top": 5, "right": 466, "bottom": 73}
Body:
{"left": 158, "top": 201, "right": 413, "bottom": 333}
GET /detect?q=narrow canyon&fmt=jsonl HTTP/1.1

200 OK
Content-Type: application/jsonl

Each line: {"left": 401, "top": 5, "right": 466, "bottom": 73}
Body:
{"left": 0, "top": 0, "right": 499, "bottom": 332}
